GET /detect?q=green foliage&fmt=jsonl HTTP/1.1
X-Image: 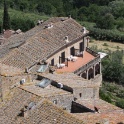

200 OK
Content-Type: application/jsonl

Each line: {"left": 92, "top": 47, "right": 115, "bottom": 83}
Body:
{"left": 89, "top": 28, "right": 124, "bottom": 43}
{"left": 100, "top": 89, "right": 112, "bottom": 103}
{"left": 116, "top": 99, "right": 124, "bottom": 109}
{"left": 100, "top": 82, "right": 124, "bottom": 109}
{"left": 11, "top": 18, "right": 35, "bottom": 32}
{"left": 0, "top": 8, "right": 50, "bottom": 32}
{"left": 96, "top": 13, "right": 115, "bottom": 29}
{"left": 103, "top": 43, "right": 108, "bottom": 46}
{"left": 116, "top": 17, "right": 124, "bottom": 32}
{"left": 3, "top": 0, "right": 11, "bottom": 30}
{"left": 36, "top": 2, "right": 57, "bottom": 15}
{"left": 102, "top": 50, "right": 124, "bottom": 84}
{"left": 108, "top": 0, "right": 124, "bottom": 18}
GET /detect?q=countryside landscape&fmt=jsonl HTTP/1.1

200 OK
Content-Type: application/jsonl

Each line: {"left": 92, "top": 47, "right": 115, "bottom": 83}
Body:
{"left": 0, "top": 0, "right": 124, "bottom": 123}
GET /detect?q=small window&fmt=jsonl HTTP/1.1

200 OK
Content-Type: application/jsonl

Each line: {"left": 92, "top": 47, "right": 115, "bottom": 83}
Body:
{"left": 53, "top": 100, "right": 57, "bottom": 104}
{"left": 51, "top": 58, "right": 54, "bottom": 66}
{"left": 79, "top": 93, "right": 82, "bottom": 98}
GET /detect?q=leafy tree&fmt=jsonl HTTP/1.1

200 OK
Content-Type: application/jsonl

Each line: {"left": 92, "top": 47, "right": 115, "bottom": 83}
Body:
{"left": 3, "top": 0, "right": 11, "bottom": 30}
{"left": 116, "top": 99, "right": 124, "bottom": 109}
{"left": 109, "top": 0, "right": 124, "bottom": 18}
{"left": 96, "top": 13, "right": 115, "bottom": 29}
{"left": 102, "top": 50, "right": 124, "bottom": 84}
{"left": 36, "top": 2, "right": 56, "bottom": 15}
{"left": 11, "top": 18, "right": 35, "bottom": 32}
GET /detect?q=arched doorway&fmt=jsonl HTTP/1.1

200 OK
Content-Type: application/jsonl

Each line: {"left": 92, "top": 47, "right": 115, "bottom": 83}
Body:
{"left": 95, "top": 64, "right": 100, "bottom": 76}
{"left": 88, "top": 68, "right": 94, "bottom": 80}
{"left": 81, "top": 72, "right": 87, "bottom": 79}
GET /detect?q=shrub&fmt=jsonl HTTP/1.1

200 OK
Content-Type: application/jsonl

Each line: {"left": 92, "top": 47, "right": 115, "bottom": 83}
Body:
{"left": 103, "top": 43, "right": 108, "bottom": 46}
{"left": 116, "top": 99, "right": 124, "bottom": 109}
{"left": 89, "top": 27, "right": 124, "bottom": 43}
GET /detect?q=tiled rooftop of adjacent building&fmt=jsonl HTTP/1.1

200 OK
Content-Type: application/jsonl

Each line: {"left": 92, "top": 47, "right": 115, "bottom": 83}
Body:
{"left": 19, "top": 83, "right": 71, "bottom": 97}
{"left": 73, "top": 99, "right": 124, "bottom": 124}
{"left": 56, "top": 51, "right": 95, "bottom": 73}
{"left": 18, "top": 100, "right": 84, "bottom": 124}
{"left": 41, "top": 73, "right": 101, "bottom": 88}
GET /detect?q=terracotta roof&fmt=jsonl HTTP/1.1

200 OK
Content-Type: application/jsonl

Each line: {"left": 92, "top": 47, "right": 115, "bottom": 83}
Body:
{"left": 19, "top": 84, "right": 71, "bottom": 97}
{"left": 73, "top": 99, "right": 124, "bottom": 124}
{"left": 41, "top": 73, "right": 99, "bottom": 88}
{"left": 0, "top": 88, "right": 41, "bottom": 120}
{"left": 19, "top": 99, "right": 84, "bottom": 124}
{"left": 0, "top": 17, "right": 87, "bottom": 71}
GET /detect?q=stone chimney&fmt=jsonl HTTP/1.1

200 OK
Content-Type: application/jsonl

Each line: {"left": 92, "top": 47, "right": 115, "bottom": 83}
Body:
{"left": 82, "top": 27, "right": 86, "bottom": 34}
{"left": 65, "top": 36, "right": 69, "bottom": 43}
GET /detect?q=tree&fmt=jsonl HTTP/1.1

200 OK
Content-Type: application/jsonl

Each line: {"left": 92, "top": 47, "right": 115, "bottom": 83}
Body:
{"left": 96, "top": 13, "right": 115, "bottom": 29}
{"left": 11, "top": 18, "right": 35, "bottom": 32}
{"left": 3, "top": 0, "right": 11, "bottom": 30}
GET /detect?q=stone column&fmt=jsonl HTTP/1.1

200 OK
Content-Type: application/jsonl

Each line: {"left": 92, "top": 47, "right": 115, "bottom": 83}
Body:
{"left": 86, "top": 69, "right": 89, "bottom": 79}
{"left": 93, "top": 65, "right": 95, "bottom": 78}
{"left": 99, "top": 62, "right": 101, "bottom": 74}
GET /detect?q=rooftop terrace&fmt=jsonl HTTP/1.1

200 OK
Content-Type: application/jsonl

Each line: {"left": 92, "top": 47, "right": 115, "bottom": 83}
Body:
{"left": 56, "top": 51, "right": 95, "bottom": 73}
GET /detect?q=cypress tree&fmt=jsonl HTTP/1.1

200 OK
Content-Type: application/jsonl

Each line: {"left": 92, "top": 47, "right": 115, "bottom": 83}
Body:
{"left": 3, "top": 0, "right": 11, "bottom": 30}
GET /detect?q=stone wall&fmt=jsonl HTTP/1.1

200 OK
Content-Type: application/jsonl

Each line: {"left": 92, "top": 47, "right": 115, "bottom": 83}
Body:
{"left": 73, "top": 87, "right": 99, "bottom": 100}
{"left": 47, "top": 37, "right": 88, "bottom": 65}
{"left": 47, "top": 94, "right": 74, "bottom": 112}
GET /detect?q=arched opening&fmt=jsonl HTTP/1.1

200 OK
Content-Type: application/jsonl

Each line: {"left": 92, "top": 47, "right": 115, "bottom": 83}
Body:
{"left": 81, "top": 72, "right": 86, "bottom": 79}
{"left": 95, "top": 64, "right": 100, "bottom": 76}
{"left": 88, "top": 68, "right": 94, "bottom": 80}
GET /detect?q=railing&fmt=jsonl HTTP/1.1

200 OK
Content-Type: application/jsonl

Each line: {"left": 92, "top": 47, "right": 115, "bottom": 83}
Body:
{"left": 74, "top": 56, "right": 100, "bottom": 75}
{"left": 86, "top": 47, "right": 99, "bottom": 57}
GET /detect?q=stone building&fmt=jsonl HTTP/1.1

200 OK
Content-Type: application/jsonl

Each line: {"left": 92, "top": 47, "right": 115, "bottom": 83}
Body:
{"left": 0, "top": 17, "right": 124, "bottom": 124}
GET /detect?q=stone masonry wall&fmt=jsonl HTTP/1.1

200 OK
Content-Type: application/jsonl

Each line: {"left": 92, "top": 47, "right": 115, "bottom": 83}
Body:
{"left": 47, "top": 39, "right": 85, "bottom": 65}
{"left": 47, "top": 94, "right": 74, "bottom": 112}
{"left": 73, "top": 87, "right": 99, "bottom": 100}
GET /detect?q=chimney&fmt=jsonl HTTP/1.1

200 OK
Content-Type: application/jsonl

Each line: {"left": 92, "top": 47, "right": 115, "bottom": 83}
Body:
{"left": 45, "top": 23, "right": 53, "bottom": 29}
{"left": 3, "top": 30, "right": 12, "bottom": 38}
{"left": 65, "top": 36, "right": 69, "bottom": 43}
{"left": 37, "top": 20, "right": 43, "bottom": 25}
{"left": 25, "top": 67, "right": 29, "bottom": 73}
{"left": 82, "top": 27, "right": 86, "bottom": 34}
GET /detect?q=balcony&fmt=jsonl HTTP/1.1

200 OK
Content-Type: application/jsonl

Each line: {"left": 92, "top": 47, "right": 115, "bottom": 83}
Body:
{"left": 56, "top": 48, "right": 100, "bottom": 74}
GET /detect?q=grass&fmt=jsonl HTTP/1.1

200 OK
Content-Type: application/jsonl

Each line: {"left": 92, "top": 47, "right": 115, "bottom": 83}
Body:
{"left": 78, "top": 21, "right": 95, "bottom": 29}
{"left": 0, "top": 8, "right": 50, "bottom": 24}
{"left": 89, "top": 40, "right": 124, "bottom": 52}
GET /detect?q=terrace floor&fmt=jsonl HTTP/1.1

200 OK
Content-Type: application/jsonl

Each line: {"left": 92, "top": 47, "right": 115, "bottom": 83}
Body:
{"left": 56, "top": 51, "right": 95, "bottom": 73}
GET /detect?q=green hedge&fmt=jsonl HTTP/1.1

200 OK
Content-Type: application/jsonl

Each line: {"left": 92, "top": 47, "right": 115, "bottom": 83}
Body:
{"left": 89, "top": 27, "right": 124, "bottom": 43}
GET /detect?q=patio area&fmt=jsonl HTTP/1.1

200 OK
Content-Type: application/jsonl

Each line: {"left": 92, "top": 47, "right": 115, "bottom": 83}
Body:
{"left": 56, "top": 51, "right": 95, "bottom": 73}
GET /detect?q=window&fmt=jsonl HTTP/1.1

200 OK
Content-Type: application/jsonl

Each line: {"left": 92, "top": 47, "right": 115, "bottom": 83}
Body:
{"left": 79, "top": 93, "right": 82, "bottom": 98}
{"left": 36, "top": 78, "right": 51, "bottom": 88}
{"left": 51, "top": 58, "right": 54, "bottom": 66}
{"left": 79, "top": 42, "right": 83, "bottom": 52}
{"left": 70, "top": 47, "right": 75, "bottom": 56}
{"left": 61, "top": 52, "right": 65, "bottom": 63}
